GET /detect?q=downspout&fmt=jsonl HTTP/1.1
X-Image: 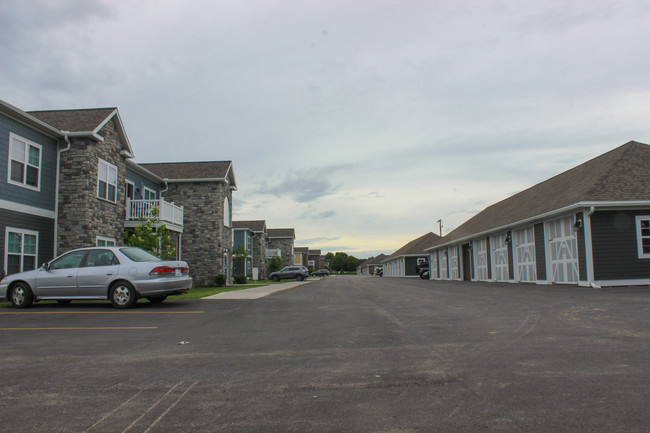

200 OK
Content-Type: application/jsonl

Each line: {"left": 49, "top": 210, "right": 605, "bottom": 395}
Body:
{"left": 54, "top": 134, "right": 72, "bottom": 256}
{"left": 585, "top": 206, "right": 601, "bottom": 289}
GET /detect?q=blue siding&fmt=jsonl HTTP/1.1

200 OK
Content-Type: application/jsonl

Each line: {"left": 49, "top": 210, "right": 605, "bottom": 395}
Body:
{"left": 0, "top": 208, "right": 55, "bottom": 275}
{"left": 0, "top": 114, "right": 58, "bottom": 211}
{"left": 125, "top": 167, "right": 161, "bottom": 199}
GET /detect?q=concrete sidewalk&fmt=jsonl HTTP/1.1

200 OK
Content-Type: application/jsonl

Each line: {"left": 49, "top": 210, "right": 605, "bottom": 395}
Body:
{"left": 204, "top": 280, "right": 312, "bottom": 300}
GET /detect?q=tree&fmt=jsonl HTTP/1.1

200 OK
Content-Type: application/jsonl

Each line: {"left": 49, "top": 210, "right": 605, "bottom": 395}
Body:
{"left": 123, "top": 207, "right": 175, "bottom": 259}
{"left": 268, "top": 255, "right": 283, "bottom": 274}
{"left": 329, "top": 252, "right": 360, "bottom": 272}
{"left": 233, "top": 244, "right": 249, "bottom": 274}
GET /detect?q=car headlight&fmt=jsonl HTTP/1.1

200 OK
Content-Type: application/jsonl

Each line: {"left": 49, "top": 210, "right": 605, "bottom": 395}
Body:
{"left": 0, "top": 277, "right": 7, "bottom": 285}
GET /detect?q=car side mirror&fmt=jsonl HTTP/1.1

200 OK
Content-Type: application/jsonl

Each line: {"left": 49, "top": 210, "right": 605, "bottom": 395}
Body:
{"left": 42, "top": 263, "right": 50, "bottom": 271}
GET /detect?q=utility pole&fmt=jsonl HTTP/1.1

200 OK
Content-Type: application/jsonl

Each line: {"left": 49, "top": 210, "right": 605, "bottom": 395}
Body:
{"left": 437, "top": 219, "right": 443, "bottom": 237}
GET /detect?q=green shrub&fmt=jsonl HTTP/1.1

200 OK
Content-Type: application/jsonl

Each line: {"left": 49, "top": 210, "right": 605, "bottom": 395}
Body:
{"left": 233, "top": 274, "right": 247, "bottom": 284}
{"left": 214, "top": 274, "right": 226, "bottom": 286}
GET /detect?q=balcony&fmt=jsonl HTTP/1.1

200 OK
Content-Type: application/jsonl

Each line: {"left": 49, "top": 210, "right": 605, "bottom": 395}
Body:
{"left": 266, "top": 248, "right": 282, "bottom": 258}
{"left": 125, "top": 199, "right": 184, "bottom": 231}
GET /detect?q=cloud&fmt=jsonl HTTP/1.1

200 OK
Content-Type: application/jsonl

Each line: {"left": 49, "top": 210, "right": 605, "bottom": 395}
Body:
{"left": 255, "top": 164, "right": 354, "bottom": 202}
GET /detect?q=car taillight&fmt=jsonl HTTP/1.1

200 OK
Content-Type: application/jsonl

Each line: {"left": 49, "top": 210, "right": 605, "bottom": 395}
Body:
{"left": 150, "top": 266, "right": 175, "bottom": 276}
{"left": 181, "top": 266, "right": 189, "bottom": 274}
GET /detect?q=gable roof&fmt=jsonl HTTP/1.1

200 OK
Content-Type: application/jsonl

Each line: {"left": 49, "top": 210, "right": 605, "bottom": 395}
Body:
{"left": 294, "top": 247, "right": 309, "bottom": 253}
{"left": 268, "top": 228, "right": 295, "bottom": 239}
{"left": 429, "top": 141, "right": 650, "bottom": 248}
{"left": 28, "top": 107, "right": 134, "bottom": 156}
{"left": 384, "top": 232, "right": 441, "bottom": 262}
{"left": 360, "top": 254, "right": 388, "bottom": 267}
{"left": 0, "top": 99, "right": 63, "bottom": 138}
{"left": 232, "top": 220, "right": 266, "bottom": 232}
{"left": 140, "top": 161, "right": 237, "bottom": 189}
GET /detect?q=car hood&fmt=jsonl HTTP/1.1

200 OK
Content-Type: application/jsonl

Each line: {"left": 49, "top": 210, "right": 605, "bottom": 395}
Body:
{"left": 2, "top": 268, "right": 41, "bottom": 283}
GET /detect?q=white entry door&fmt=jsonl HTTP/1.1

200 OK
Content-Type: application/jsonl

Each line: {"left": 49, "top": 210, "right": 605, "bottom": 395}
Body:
{"left": 473, "top": 238, "right": 488, "bottom": 281}
{"left": 547, "top": 217, "right": 579, "bottom": 284}
{"left": 439, "top": 249, "right": 449, "bottom": 279}
{"left": 514, "top": 226, "right": 536, "bottom": 282}
{"left": 490, "top": 233, "right": 509, "bottom": 281}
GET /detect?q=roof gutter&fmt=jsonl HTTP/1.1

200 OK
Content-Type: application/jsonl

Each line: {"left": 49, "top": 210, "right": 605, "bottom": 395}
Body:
{"left": 425, "top": 200, "right": 650, "bottom": 251}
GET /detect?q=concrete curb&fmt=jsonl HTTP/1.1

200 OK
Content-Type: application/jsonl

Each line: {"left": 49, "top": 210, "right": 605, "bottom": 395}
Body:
{"left": 203, "top": 280, "right": 312, "bottom": 300}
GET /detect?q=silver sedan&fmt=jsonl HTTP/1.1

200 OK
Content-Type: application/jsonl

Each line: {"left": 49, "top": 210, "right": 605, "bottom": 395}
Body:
{"left": 0, "top": 246, "right": 193, "bottom": 309}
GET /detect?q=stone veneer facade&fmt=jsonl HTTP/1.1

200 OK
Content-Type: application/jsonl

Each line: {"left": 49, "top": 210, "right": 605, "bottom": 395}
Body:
{"left": 268, "top": 237, "right": 294, "bottom": 267}
{"left": 252, "top": 231, "right": 268, "bottom": 278}
{"left": 57, "top": 119, "right": 127, "bottom": 253}
{"left": 161, "top": 181, "right": 233, "bottom": 286}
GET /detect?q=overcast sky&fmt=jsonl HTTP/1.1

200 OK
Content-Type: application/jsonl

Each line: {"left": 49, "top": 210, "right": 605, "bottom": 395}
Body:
{"left": 2, "top": 0, "right": 650, "bottom": 258}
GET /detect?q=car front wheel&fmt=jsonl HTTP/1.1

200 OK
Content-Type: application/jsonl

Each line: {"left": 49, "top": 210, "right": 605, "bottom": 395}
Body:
{"left": 10, "top": 283, "right": 34, "bottom": 309}
{"left": 110, "top": 282, "right": 137, "bottom": 309}
{"left": 271, "top": 275, "right": 280, "bottom": 282}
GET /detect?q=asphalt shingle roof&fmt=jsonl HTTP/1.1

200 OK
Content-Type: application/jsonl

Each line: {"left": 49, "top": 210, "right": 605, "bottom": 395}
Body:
{"left": 361, "top": 254, "right": 388, "bottom": 266}
{"left": 384, "top": 232, "right": 441, "bottom": 261}
{"left": 140, "top": 161, "right": 232, "bottom": 180}
{"left": 432, "top": 140, "right": 650, "bottom": 247}
{"left": 232, "top": 220, "right": 267, "bottom": 232}
{"left": 28, "top": 108, "right": 117, "bottom": 132}
{"left": 268, "top": 228, "right": 295, "bottom": 238}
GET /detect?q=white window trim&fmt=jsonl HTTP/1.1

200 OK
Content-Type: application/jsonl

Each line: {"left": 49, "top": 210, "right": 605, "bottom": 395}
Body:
{"left": 636, "top": 215, "right": 650, "bottom": 259}
{"left": 7, "top": 133, "right": 42, "bottom": 192}
{"left": 97, "top": 159, "right": 118, "bottom": 203}
{"left": 143, "top": 186, "right": 156, "bottom": 200}
{"left": 5, "top": 227, "right": 39, "bottom": 274}
{"left": 96, "top": 236, "right": 116, "bottom": 247}
{"left": 125, "top": 180, "right": 135, "bottom": 200}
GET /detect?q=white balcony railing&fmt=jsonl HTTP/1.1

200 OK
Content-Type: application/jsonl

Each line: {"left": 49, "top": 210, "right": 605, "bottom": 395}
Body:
{"left": 266, "top": 248, "right": 282, "bottom": 258}
{"left": 126, "top": 199, "right": 184, "bottom": 228}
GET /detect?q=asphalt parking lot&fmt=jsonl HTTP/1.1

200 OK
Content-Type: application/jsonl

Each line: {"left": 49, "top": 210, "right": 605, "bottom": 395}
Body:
{"left": 1, "top": 276, "right": 649, "bottom": 432}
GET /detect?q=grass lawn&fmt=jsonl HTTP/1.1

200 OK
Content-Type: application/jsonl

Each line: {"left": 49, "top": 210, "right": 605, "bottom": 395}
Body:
{"left": 0, "top": 280, "right": 278, "bottom": 308}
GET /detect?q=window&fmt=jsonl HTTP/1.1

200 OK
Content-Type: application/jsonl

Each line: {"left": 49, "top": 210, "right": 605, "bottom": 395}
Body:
{"left": 143, "top": 187, "right": 156, "bottom": 200}
{"left": 8, "top": 134, "right": 41, "bottom": 190}
{"left": 49, "top": 250, "right": 87, "bottom": 270}
{"left": 98, "top": 159, "right": 118, "bottom": 202}
{"left": 637, "top": 216, "right": 650, "bottom": 258}
{"left": 85, "top": 249, "right": 118, "bottom": 267}
{"left": 96, "top": 237, "right": 116, "bottom": 247}
{"left": 5, "top": 228, "right": 38, "bottom": 275}
{"left": 224, "top": 197, "right": 231, "bottom": 227}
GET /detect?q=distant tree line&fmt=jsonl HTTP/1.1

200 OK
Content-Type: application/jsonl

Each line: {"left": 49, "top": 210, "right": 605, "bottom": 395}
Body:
{"left": 324, "top": 252, "right": 359, "bottom": 272}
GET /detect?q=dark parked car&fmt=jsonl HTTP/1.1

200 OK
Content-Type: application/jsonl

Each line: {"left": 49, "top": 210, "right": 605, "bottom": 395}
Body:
{"left": 416, "top": 261, "right": 429, "bottom": 279}
{"left": 311, "top": 269, "right": 329, "bottom": 277}
{"left": 269, "top": 266, "right": 309, "bottom": 282}
{"left": 0, "top": 246, "right": 192, "bottom": 309}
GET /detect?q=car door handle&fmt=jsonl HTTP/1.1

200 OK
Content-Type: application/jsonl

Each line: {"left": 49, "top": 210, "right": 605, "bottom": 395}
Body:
{"left": 106, "top": 273, "right": 113, "bottom": 276}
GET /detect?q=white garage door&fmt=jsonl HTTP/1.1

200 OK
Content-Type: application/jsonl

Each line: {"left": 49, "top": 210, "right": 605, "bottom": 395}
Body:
{"left": 473, "top": 238, "right": 489, "bottom": 281}
{"left": 490, "top": 233, "right": 509, "bottom": 281}
{"left": 547, "top": 217, "right": 579, "bottom": 284}
{"left": 514, "top": 226, "right": 536, "bottom": 282}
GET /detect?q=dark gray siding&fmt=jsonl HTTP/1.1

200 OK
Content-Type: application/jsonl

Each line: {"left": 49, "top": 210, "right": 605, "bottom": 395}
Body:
{"left": 534, "top": 223, "right": 547, "bottom": 281}
{"left": 591, "top": 210, "right": 650, "bottom": 280}
{"left": 125, "top": 167, "right": 161, "bottom": 199}
{"left": 0, "top": 114, "right": 58, "bottom": 211}
{"left": 0, "top": 208, "right": 55, "bottom": 274}
{"left": 576, "top": 212, "right": 588, "bottom": 281}
{"left": 507, "top": 231, "right": 514, "bottom": 280}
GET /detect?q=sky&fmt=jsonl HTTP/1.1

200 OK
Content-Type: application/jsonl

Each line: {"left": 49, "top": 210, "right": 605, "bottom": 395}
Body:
{"left": 2, "top": 0, "right": 650, "bottom": 258}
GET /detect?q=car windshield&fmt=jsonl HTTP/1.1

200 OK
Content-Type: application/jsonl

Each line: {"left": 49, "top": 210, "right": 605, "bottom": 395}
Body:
{"left": 119, "top": 247, "right": 162, "bottom": 262}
